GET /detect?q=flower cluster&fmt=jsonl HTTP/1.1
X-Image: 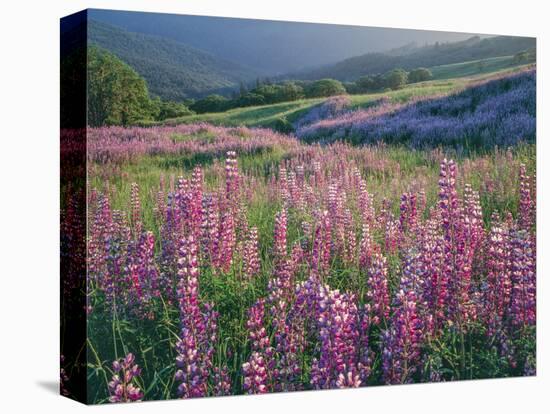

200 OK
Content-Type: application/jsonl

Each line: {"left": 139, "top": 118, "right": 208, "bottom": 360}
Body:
{"left": 108, "top": 353, "right": 143, "bottom": 403}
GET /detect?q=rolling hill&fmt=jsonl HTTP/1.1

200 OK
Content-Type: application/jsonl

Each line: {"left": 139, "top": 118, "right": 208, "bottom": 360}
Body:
{"left": 88, "top": 20, "right": 259, "bottom": 101}
{"left": 290, "top": 35, "right": 535, "bottom": 81}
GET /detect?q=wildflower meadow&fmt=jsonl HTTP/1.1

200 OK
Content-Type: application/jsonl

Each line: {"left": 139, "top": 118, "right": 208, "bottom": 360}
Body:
{"left": 60, "top": 69, "right": 536, "bottom": 401}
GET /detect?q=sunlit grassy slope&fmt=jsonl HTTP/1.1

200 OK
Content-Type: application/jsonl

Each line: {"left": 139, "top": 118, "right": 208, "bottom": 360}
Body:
{"left": 428, "top": 55, "right": 520, "bottom": 80}
{"left": 152, "top": 63, "right": 532, "bottom": 130}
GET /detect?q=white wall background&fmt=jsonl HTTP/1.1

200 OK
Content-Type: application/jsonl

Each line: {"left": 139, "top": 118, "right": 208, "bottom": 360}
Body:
{"left": 0, "top": 0, "right": 546, "bottom": 412}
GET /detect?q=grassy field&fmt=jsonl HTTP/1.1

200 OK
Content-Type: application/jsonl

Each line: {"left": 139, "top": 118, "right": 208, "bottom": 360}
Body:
{"left": 428, "top": 55, "right": 519, "bottom": 80}
{"left": 151, "top": 63, "right": 532, "bottom": 130}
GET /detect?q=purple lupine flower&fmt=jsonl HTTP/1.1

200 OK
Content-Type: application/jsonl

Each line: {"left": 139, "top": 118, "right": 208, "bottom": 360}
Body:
{"left": 482, "top": 214, "right": 511, "bottom": 336}
{"left": 359, "top": 223, "right": 376, "bottom": 269}
{"left": 108, "top": 353, "right": 143, "bottom": 403}
{"left": 438, "top": 158, "right": 475, "bottom": 325}
{"left": 246, "top": 299, "right": 271, "bottom": 353}
{"left": 418, "top": 218, "right": 447, "bottom": 334}
{"left": 201, "top": 193, "right": 220, "bottom": 268}
{"left": 311, "top": 210, "right": 332, "bottom": 276}
{"left": 242, "top": 352, "right": 269, "bottom": 394}
{"left": 343, "top": 208, "right": 357, "bottom": 265}
{"left": 243, "top": 226, "right": 261, "bottom": 279}
{"left": 518, "top": 164, "right": 533, "bottom": 231}
{"left": 381, "top": 290, "right": 424, "bottom": 384}
{"left": 174, "top": 235, "right": 217, "bottom": 398}
{"left": 130, "top": 182, "right": 142, "bottom": 236}
{"left": 366, "top": 253, "right": 390, "bottom": 325}
{"left": 212, "top": 366, "right": 232, "bottom": 396}
{"left": 273, "top": 209, "right": 288, "bottom": 262}
{"left": 310, "top": 285, "right": 363, "bottom": 389}
{"left": 508, "top": 229, "right": 536, "bottom": 327}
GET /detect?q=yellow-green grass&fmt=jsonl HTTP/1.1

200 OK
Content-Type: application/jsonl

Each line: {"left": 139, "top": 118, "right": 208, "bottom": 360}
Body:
{"left": 428, "top": 55, "right": 522, "bottom": 80}
{"left": 151, "top": 64, "right": 533, "bottom": 130}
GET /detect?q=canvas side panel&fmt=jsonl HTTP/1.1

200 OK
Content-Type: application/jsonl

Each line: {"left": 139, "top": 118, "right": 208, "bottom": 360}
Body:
{"left": 60, "top": 9, "right": 88, "bottom": 405}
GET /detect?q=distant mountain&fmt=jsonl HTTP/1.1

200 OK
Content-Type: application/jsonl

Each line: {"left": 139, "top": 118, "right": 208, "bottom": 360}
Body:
{"left": 289, "top": 35, "right": 536, "bottom": 81}
{"left": 88, "top": 20, "right": 259, "bottom": 101}
{"left": 89, "top": 9, "right": 482, "bottom": 75}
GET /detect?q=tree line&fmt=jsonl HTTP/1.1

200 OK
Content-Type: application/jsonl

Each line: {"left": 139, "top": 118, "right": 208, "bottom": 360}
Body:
{"left": 85, "top": 46, "right": 434, "bottom": 125}
{"left": 190, "top": 67, "right": 433, "bottom": 114}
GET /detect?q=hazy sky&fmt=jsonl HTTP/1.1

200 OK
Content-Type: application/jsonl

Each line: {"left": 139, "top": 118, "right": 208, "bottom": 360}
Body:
{"left": 89, "top": 9, "right": 490, "bottom": 74}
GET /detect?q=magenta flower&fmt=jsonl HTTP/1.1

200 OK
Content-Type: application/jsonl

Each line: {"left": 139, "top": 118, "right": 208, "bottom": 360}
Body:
{"left": 174, "top": 235, "right": 218, "bottom": 398}
{"left": 108, "top": 353, "right": 143, "bottom": 403}
{"left": 243, "top": 226, "right": 261, "bottom": 279}
{"left": 381, "top": 290, "right": 424, "bottom": 384}
{"left": 366, "top": 253, "right": 390, "bottom": 325}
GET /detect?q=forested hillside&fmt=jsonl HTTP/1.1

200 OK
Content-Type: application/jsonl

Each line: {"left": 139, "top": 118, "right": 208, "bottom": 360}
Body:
{"left": 292, "top": 35, "right": 535, "bottom": 80}
{"left": 88, "top": 20, "right": 258, "bottom": 101}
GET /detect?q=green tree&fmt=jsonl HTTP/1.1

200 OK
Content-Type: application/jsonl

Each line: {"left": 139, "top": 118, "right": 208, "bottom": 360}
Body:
{"left": 190, "top": 94, "right": 229, "bottom": 114}
{"left": 306, "top": 79, "right": 347, "bottom": 98}
{"left": 235, "top": 93, "right": 265, "bottom": 107}
{"left": 153, "top": 99, "right": 194, "bottom": 120}
{"left": 384, "top": 68, "right": 408, "bottom": 90}
{"left": 87, "top": 46, "right": 154, "bottom": 126}
{"left": 278, "top": 82, "right": 305, "bottom": 101}
{"left": 408, "top": 68, "right": 433, "bottom": 83}
{"left": 355, "top": 75, "right": 376, "bottom": 93}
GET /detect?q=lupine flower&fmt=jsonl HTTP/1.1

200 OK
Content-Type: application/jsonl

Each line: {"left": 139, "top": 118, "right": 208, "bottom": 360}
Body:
{"left": 310, "top": 285, "right": 364, "bottom": 389}
{"left": 242, "top": 352, "right": 269, "bottom": 394}
{"left": 108, "top": 353, "right": 143, "bottom": 403}
{"left": 367, "top": 253, "right": 390, "bottom": 324}
{"left": 359, "top": 223, "right": 375, "bottom": 269}
{"left": 243, "top": 227, "right": 261, "bottom": 279}
{"left": 212, "top": 366, "right": 232, "bottom": 396}
{"left": 311, "top": 210, "right": 332, "bottom": 276}
{"left": 482, "top": 215, "right": 511, "bottom": 336}
{"left": 175, "top": 235, "right": 217, "bottom": 398}
{"left": 273, "top": 209, "right": 288, "bottom": 262}
{"left": 295, "top": 70, "right": 535, "bottom": 149}
{"left": 382, "top": 290, "right": 424, "bottom": 384}
{"left": 519, "top": 164, "right": 533, "bottom": 231}
{"left": 130, "top": 183, "right": 142, "bottom": 236}
{"left": 508, "top": 229, "right": 536, "bottom": 327}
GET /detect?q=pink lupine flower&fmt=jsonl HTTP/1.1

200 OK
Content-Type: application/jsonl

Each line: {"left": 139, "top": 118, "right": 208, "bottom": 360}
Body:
{"left": 201, "top": 193, "right": 220, "bottom": 267}
{"left": 367, "top": 253, "right": 390, "bottom": 324}
{"left": 518, "top": 164, "right": 533, "bottom": 231}
{"left": 311, "top": 210, "right": 332, "bottom": 276}
{"left": 246, "top": 299, "right": 271, "bottom": 353}
{"left": 243, "top": 227, "right": 261, "bottom": 279}
{"left": 242, "top": 353, "right": 269, "bottom": 394}
{"left": 508, "top": 229, "right": 536, "bottom": 327}
{"left": 130, "top": 182, "right": 142, "bottom": 236}
{"left": 343, "top": 208, "right": 357, "bottom": 264}
{"left": 482, "top": 215, "right": 511, "bottom": 336}
{"left": 108, "top": 353, "right": 143, "bottom": 403}
{"left": 273, "top": 209, "right": 288, "bottom": 262}
{"left": 310, "top": 285, "right": 364, "bottom": 389}
{"left": 212, "top": 366, "right": 232, "bottom": 396}
{"left": 438, "top": 158, "right": 475, "bottom": 325}
{"left": 289, "top": 242, "right": 305, "bottom": 277}
{"left": 382, "top": 290, "right": 424, "bottom": 384}
{"left": 384, "top": 214, "right": 399, "bottom": 254}
{"left": 174, "top": 235, "right": 218, "bottom": 398}
{"left": 359, "top": 223, "right": 375, "bottom": 269}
